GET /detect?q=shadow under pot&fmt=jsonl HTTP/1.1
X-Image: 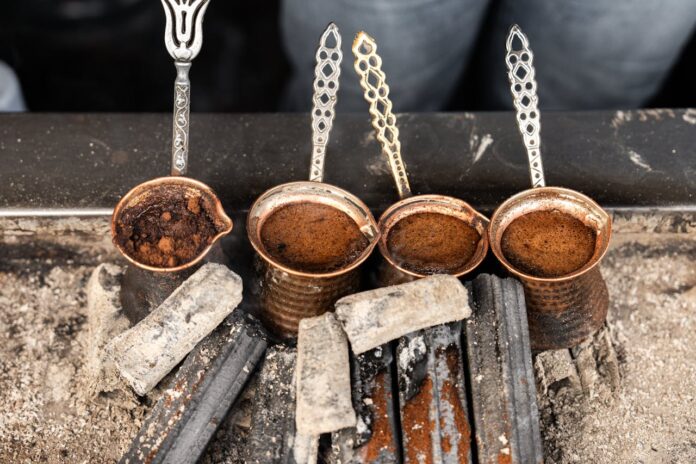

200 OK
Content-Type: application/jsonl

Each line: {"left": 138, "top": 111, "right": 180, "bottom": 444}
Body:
{"left": 376, "top": 195, "right": 490, "bottom": 287}
{"left": 111, "top": 177, "right": 233, "bottom": 323}
{"left": 247, "top": 181, "right": 379, "bottom": 341}
{"left": 488, "top": 186, "right": 612, "bottom": 351}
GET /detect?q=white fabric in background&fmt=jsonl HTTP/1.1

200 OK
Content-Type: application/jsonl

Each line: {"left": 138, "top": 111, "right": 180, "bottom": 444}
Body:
{"left": 0, "top": 61, "right": 27, "bottom": 112}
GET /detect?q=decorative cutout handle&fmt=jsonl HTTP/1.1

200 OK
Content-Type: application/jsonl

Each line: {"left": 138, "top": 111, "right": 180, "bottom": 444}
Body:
{"left": 162, "top": 0, "right": 210, "bottom": 62}
{"left": 506, "top": 25, "right": 546, "bottom": 188}
{"left": 310, "top": 23, "right": 343, "bottom": 183}
{"left": 161, "top": 0, "right": 211, "bottom": 176}
{"left": 353, "top": 31, "right": 412, "bottom": 199}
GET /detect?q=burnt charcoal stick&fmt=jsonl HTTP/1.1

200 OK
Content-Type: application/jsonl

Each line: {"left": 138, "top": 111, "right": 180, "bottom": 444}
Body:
{"left": 246, "top": 346, "right": 298, "bottom": 464}
{"left": 335, "top": 275, "right": 471, "bottom": 354}
{"left": 295, "top": 313, "right": 355, "bottom": 463}
{"left": 107, "top": 263, "right": 243, "bottom": 395}
{"left": 464, "top": 274, "right": 543, "bottom": 464}
{"left": 120, "top": 311, "right": 267, "bottom": 464}
{"left": 396, "top": 323, "right": 474, "bottom": 464}
{"left": 293, "top": 434, "right": 319, "bottom": 464}
{"left": 296, "top": 313, "right": 356, "bottom": 436}
{"left": 86, "top": 263, "right": 130, "bottom": 396}
{"left": 330, "top": 344, "right": 400, "bottom": 463}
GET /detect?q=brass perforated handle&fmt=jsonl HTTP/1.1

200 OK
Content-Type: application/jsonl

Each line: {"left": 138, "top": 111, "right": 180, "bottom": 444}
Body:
{"left": 161, "top": 0, "right": 211, "bottom": 176}
{"left": 352, "top": 32, "right": 412, "bottom": 199}
{"left": 506, "top": 25, "right": 546, "bottom": 188}
{"left": 310, "top": 23, "right": 343, "bottom": 183}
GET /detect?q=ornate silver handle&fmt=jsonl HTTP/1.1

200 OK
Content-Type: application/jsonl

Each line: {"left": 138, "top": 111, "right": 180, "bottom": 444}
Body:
{"left": 309, "top": 23, "right": 342, "bottom": 183}
{"left": 161, "top": 0, "right": 211, "bottom": 176}
{"left": 352, "top": 32, "right": 412, "bottom": 199}
{"left": 506, "top": 25, "right": 546, "bottom": 188}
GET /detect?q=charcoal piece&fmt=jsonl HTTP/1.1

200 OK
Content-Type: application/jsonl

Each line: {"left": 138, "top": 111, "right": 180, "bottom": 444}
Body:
{"left": 107, "top": 263, "right": 244, "bottom": 395}
{"left": 330, "top": 344, "right": 400, "bottom": 463}
{"left": 247, "top": 346, "right": 298, "bottom": 464}
{"left": 535, "top": 348, "right": 581, "bottom": 396}
{"left": 335, "top": 275, "right": 471, "bottom": 354}
{"left": 296, "top": 313, "right": 356, "bottom": 436}
{"left": 396, "top": 323, "right": 474, "bottom": 464}
{"left": 293, "top": 433, "right": 319, "bottom": 464}
{"left": 85, "top": 263, "right": 131, "bottom": 396}
{"left": 120, "top": 311, "right": 268, "bottom": 464}
{"left": 464, "top": 274, "right": 543, "bottom": 464}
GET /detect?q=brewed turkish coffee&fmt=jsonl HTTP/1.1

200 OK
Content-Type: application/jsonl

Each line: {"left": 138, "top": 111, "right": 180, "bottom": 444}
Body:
{"left": 260, "top": 202, "right": 369, "bottom": 273}
{"left": 115, "top": 188, "right": 218, "bottom": 268}
{"left": 501, "top": 209, "right": 596, "bottom": 278}
{"left": 386, "top": 212, "right": 481, "bottom": 275}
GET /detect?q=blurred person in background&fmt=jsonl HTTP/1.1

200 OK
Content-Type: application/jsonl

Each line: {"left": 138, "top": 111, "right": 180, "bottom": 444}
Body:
{"left": 281, "top": 0, "right": 696, "bottom": 111}
{"left": 1, "top": 0, "right": 694, "bottom": 112}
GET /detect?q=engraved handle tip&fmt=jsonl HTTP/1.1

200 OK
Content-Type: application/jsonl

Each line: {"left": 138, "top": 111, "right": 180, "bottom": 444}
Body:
{"left": 352, "top": 31, "right": 412, "bottom": 199}
{"left": 352, "top": 31, "right": 374, "bottom": 54}
{"left": 161, "top": 0, "right": 211, "bottom": 62}
{"left": 161, "top": 0, "right": 211, "bottom": 176}
{"left": 310, "top": 22, "right": 343, "bottom": 183}
{"left": 505, "top": 24, "right": 546, "bottom": 188}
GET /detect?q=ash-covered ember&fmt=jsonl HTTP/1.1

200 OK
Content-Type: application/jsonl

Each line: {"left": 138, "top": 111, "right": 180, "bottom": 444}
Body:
{"left": 397, "top": 334, "right": 428, "bottom": 400}
{"left": 246, "top": 346, "right": 297, "bottom": 463}
{"left": 352, "top": 346, "right": 389, "bottom": 446}
{"left": 85, "top": 263, "right": 131, "bottom": 396}
{"left": 296, "top": 313, "right": 356, "bottom": 436}
{"left": 330, "top": 344, "right": 400, "bottom": 464}
{"left": 396, "top": 324, "right": 473, "bottom": 464}
{"left": 335, "top": 275, "right": 471, "bottom": 355}
{"left": 107, "top": 263, "right": 243, "bottom": 396}
{"left": 121, "top": 310, "right": 267, "bottom": 464}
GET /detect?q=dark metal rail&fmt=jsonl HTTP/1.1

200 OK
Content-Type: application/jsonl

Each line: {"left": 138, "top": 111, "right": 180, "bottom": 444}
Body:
{"left": 1, "top": 110, "right": 694, "bottom": 215}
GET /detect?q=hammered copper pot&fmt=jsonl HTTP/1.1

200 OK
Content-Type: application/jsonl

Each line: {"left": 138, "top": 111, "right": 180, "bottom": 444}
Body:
{"left": 486, "top": 25, "right": 614, "bottom": 350}
{"left": 352, "top": 32, "right": 490, "bottom": 287}
{"left": 488, "top": 187, "right": 612, "bottom": 351}
{"left": 247, "top": 24, "right": 381, "bottom": 341}
{"left": 111, "top": 177, "right": 233, "bottom": 322}
{"left": 376, "top": 194, "right": 489, "bottom": 287}
{"left": 247, "top": 181, "right": 379, "bottom": 341}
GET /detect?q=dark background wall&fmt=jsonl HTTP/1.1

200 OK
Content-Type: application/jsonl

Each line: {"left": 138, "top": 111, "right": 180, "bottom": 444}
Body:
{"left": 1, "top": 0, "right": 694, "bottom": 112}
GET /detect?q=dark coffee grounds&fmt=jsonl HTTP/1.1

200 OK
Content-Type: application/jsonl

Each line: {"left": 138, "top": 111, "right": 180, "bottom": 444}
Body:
{"left": 501, "top": 209, "right": 596, "bottom": 278}
{"left": 116, "top": 192, "right": 217, "bottom": 268}
{"left": 386, "top": 212, "right": 481, "bottom": 275}
{"left": 260, "top": 202, "right": 369, "bottom": 273}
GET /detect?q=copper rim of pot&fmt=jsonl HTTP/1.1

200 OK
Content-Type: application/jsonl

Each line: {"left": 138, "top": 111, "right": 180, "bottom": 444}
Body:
{"left": 377, "top": 194, "right": 490, "bottom": 278}
{"left": 488, "top": 186, "right": 612, "bottom": 283}
{"left": 247, "top": 181, "right": 380, "bottom": 279}
{"left": 111, "top": 176, "right": 233, "bottom": 273}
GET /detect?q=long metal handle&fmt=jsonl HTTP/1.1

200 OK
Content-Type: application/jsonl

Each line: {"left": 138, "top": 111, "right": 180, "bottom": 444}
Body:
{"left": 161, "top": 0, "right": 211, "bottom": 176}
{"left": 310, "top": 23, "right": 342, "bottom": 183}
{"left": 353, "top": 32, "right": 412, "bottom": 199}
{"left": 506, "top": 25, "right": 545, "bottom": 188}
{"left": 171, "top": 63, "right": 191, "bottom": 176}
